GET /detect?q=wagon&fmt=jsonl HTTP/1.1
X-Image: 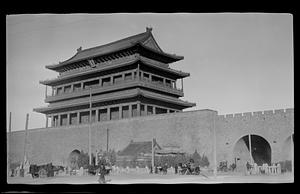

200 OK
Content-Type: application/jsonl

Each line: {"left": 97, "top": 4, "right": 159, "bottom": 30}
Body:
{"left": 29, "top": 163, "right": 63, "bottom": 178}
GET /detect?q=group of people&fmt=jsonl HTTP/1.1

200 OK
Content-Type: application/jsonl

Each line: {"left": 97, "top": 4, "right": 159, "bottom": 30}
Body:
{"left": 148, "top": 159, "right": 201, "bottom": 175}
{"left": 149, "top": 163, "right": 169, "bottom": 174}
{"left": 177, "top": 160, "right": 201, "bottom": 175}
{"left": 246, "top": 161, "right": 281, "bottom": 175}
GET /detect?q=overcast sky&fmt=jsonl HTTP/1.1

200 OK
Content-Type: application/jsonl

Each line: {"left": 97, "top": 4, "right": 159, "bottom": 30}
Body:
{"left": 6, "top": 13, "right": 293, "bottom": 131}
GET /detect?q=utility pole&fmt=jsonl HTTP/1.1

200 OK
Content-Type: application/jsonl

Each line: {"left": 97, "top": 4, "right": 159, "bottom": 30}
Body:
{"left": 152, "top": 138, "right": 155, "bottom": 173}
{"left": 106, "top": 128, "right": 109, "bottom": 152}
{"left": 7, "top": 112, "right": 12, "bottom": 176}
{"left": 95, "top": 150, "right": 98, "bottom": 166}
{"left": 213, "top": 111, "right": 217, "bottom": 178}
{"left": 291, "top": 134, "right": 294, "bottom": 175}
{"left": 89, "top": 87, "right": 92, "bottom": 165}
{"left": 23, "top": 113, "right": 29, "bottom": 168}
{"left": 248, "top": 134, "right": 253, "bottom": 164}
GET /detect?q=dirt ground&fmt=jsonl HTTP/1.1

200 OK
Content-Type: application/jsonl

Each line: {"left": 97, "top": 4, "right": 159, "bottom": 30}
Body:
{"left": 7, "top": 172, "right": 293, "bottom": 184}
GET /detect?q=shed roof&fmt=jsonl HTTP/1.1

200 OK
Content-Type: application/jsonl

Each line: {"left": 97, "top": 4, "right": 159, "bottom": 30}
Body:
{"left": 118, "top": 139, "right": 161, "bottom": 156}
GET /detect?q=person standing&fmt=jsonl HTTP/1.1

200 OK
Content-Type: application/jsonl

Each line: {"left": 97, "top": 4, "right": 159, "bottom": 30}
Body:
{"left": 174, "top": 164, "right": 178, "bottom": 174}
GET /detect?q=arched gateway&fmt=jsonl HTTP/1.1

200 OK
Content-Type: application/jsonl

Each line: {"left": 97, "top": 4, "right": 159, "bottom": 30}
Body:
{"left": 68, "top": 150, "right": 81, "bottom": 169}
{"left": 233, "top": 134, "right": 271, "bottom": 171}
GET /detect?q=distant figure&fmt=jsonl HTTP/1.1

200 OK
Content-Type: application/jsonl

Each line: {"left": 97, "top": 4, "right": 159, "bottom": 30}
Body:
{"left": 175, "top": 164, "right": 178, "bottom": 174}
{"left": 98, "top": 164, "right": 106, "bottom": 184}
{"left": 163, "top": 163, "right": 168, "bottom": 175}
{"left": 277, "top": 163, "right": 281, "bottom": 174}
{"left": 253, "top": 163, "right": 258, "bottom": 174}
{"left": 246, "top": 161, "right": 251, "bottom": 174}
{"left": 66, "top": 166, "right": 69, "bottom": 175}
{"left": 230, "top": 163, "right": 236, "bottom": 172}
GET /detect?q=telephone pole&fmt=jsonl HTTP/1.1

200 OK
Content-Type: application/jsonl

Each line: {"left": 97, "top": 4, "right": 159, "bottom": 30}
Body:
{"left": 152, "top": 138, "right": 155, "bottom": 172}
{"left": 248, "top": 134, "right": 253, "bottom": 164}
{"left": 106, "top": 128, "right": 109, "bottom": 152}
{"left": 89, "top": 87, "right": 92, "bottom": 165}
{"left": 23, "top": 113, "right": 29, "bottom": 167}
{"left": 212, "top": 111, "right": 217, "bottom": 178}
{"left": 291, "top": 134, "right": 294, "bottom": 175}
{"left": 7, "top": 112, "right": 12, "bottom": 176}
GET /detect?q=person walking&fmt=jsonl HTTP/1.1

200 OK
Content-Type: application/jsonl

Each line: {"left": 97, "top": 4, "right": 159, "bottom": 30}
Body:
{"left": 246, "top": 161, "right": 251, "bottom": 175}
{"left": 98, "top": 164, "right": 106, "bottom": 184}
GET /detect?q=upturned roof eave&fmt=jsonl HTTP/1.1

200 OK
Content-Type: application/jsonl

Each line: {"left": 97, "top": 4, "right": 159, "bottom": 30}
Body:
{"left": 46, "top": 43, "right": 183, "bottom": 71}
{"left": 137, "top": 42, "right": 184, "bottom": 61}
{"left": 40, "top": 56, "right": 189, "bottom": 86}
{"left": 46, "top": 31, "right": 150, "bottom": 70}
{"left": 33, "top": 88, "right": 195, "bottom": 114}
{"left": 140, "top": 90, "right": 196, "bottom": 108}
{"left": 45, "top": 44, "right": 136, "bottom": 71}
{"left": 46, "top": 31, "right": 184, "bottom": 71}
{"left": 33, "top": 89, "right": 141, "bottom": 114}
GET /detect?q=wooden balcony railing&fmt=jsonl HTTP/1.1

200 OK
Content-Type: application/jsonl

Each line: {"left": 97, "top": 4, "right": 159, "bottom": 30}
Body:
{"left": 45, "top": 77, "right": 183, "bottom": 103}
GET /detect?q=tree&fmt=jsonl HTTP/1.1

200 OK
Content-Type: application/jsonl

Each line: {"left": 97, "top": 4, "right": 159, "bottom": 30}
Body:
{"left": 200, "top": 154, "right": 209, "bottom": 167}
{"left": 77, "top": 150, "right": 89, "bottom": 169}
{"left": 108, "top": 149, "right": 117, "bottom": 165}
{"left": 102, "top": 149, "right": 117, "bottom": 165}
{"left": 192, "top": 150, "right": 202, "bottom": 166}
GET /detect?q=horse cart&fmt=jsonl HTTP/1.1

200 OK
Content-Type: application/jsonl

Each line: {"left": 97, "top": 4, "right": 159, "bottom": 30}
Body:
{"left": 178, "top": 163, "right": 201, "bottom": 175}
{"left": 29, "top": 163, "right": 64, "bottom": 178}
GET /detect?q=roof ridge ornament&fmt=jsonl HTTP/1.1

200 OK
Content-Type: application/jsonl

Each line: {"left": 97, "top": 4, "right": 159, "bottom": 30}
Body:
{"left": 77, "top": 46, "right": 82, "bottom": 52}
{"left": 146, "top": 27, "right": 152, "bottom": 33}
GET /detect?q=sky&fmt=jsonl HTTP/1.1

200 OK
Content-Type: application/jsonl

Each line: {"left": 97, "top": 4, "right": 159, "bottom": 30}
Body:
{"left": 6, "top": 13, "right": 294, "bottom": 131}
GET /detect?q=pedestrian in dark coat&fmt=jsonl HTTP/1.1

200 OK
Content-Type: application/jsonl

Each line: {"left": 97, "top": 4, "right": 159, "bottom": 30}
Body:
{"left": 98, "top": 164, "right": 106, "bottom": 184}
{"left": 175, "top": 164, "right": 178, "bottom": 174}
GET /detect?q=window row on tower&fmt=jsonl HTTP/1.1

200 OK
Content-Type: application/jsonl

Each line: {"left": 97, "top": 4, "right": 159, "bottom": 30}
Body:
{"left": 48, "top": 69, "right": 180, "bottom": 97}
{"left": 46, "top": 103, "right": 180, "bottom": 128}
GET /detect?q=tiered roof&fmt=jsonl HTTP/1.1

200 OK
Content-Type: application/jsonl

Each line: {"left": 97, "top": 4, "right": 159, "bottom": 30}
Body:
{"left": 40, "top": 54, "right": 189, "bottom": 86}
{"left": 46, "top": 27, "right": 183, "bottom": 72}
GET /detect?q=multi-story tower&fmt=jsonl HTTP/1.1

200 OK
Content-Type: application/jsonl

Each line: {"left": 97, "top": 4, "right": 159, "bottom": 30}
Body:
{"left": 34, "top": 28, "right": 196, "bottom": 128}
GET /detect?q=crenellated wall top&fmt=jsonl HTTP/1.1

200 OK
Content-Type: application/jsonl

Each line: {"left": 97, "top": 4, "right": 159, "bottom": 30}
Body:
{"left": 217, "top": 108, "right": 294, "bottom": 120}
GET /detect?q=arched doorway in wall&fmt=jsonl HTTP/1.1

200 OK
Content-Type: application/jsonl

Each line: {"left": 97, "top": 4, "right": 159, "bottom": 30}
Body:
{"left": 280, "top": 134, "right": 294, "bottom": 172}
{"left": 233, "top": 134, "right": 271, "bottom": 172}
{"left": 68, "top": 149, "right": 81, "bottom": 169}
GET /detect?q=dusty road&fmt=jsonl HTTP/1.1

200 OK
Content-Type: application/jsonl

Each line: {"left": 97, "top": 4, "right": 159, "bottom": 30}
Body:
{"left": 7, "top": 172, "right": 293, "bottom": 184}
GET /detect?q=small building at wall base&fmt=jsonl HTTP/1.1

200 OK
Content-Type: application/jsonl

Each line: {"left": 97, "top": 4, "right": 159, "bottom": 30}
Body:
{"left": 115, "top": 139, "right": 186, "bottom": 168}
{"left": 116, "top": 139, "right": 161, "bottom": 167}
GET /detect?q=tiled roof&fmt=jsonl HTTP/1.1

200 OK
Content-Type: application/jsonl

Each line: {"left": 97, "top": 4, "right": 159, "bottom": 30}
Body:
{"left": 33, "top": 88, "right": 195, "bottom": 114}
{"left": 156, "top": 145, "right": 185, "bottom": 155}
{"left": 33, "top": 88, "right": 140, "bottom": 113}
{"left": 140, "top": 89, "right": 196, "bottom": 107}
{"left": 40, "top": 54, "right": 189, "bottom": 86}
{"left": 118, "top": 139, "right": 161, "bottom": 156}
{"left": 46, "top": 28, "right": 183, "bottom": 70}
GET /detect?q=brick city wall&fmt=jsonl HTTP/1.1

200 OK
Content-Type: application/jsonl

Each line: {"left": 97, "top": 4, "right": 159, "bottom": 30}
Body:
{"left": 216, "top": 108, "right": 294, "bottom": 168}
{"left": 8, "top": 109, "right": 216, "bottom": 166}
{"left": 8, "top": 108, "right": 294, "bottom": 169}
